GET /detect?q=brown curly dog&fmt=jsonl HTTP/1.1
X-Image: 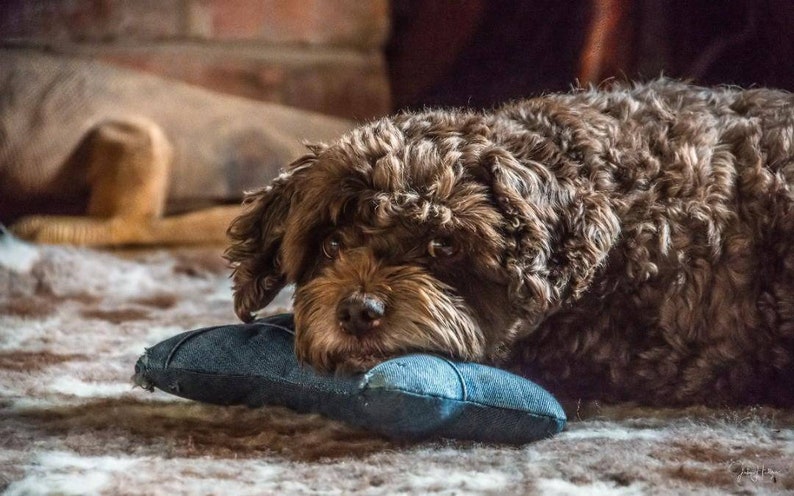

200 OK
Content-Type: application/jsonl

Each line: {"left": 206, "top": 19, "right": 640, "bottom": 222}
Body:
{"left": 225, "top": 80, "right": 794, "bottom": 407}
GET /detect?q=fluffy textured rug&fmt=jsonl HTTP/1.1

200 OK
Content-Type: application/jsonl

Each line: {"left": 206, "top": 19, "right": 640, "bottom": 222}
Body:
{"left": 1, "top": 233, "right": 792, "bottom": 495}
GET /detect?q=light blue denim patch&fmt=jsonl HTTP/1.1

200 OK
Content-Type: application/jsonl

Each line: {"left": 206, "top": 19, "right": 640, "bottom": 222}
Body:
{"left": 134, "top": 314, "right": 566, "bottom": 444}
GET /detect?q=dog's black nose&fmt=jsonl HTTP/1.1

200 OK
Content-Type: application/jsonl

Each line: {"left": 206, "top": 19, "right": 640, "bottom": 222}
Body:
{"left": 337, "top": 294, "right": 385, "bottom": 336}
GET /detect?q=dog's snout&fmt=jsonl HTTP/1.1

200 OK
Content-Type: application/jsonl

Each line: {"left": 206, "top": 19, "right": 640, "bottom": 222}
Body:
{"left": 337, "top": 294, "right": 385, "bottom": 336}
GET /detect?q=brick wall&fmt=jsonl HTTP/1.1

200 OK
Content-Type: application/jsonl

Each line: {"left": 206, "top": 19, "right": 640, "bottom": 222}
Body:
{"left": 0, "top": 0, "right": 392, "bottom": 120}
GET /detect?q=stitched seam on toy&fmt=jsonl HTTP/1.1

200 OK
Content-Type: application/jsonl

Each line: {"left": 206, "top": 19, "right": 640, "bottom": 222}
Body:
{"left": 259, "top": 323, "right": 295, "bottom": 336}
{"left": 165, "top": 321, "right": 295, "bottom": 369}
{"left": 363, "top": 387, "right": 564, "bottom": 420}
{"left": 165, "top": 367, "right": 358, "bottom": 396}
{"left": 165, "top": 327, "right": 218, "bottom": 368}
{"left": 254, "top": 314, "right": 295, "bottom": 335}
{"left": 437, "top": 356, "right": 468, "bottom": 401}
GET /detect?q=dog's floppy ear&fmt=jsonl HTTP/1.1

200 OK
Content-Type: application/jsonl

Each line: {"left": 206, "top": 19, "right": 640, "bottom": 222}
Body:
{"left": 478, "top": 147, "right": 619, "bottom": 323}
{"left": 476, "top": 148, "right": 557, "bottom": 320}
{"left": 550, "top": 191, "right": 620, "bottom": 299}
{"left": 225, "top": 153, "right": 316, "bottom": 322}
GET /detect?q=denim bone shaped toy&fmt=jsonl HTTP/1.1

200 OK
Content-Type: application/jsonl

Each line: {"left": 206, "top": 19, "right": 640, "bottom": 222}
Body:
{"left": 134, "top": 314, "right": 566, "bottom": 444}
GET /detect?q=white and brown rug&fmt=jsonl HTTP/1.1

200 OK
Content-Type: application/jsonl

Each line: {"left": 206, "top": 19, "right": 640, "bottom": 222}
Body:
{"left": 1, "top": 233, "right": 792, "bottom": 495}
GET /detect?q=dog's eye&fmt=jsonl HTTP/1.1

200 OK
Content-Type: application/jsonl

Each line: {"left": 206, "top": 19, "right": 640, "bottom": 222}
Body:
{"left": 427, "top": 237, "right": 457, "bottom": 258}
{"left": 322, "top": 234, "right": 343, "bottom": 258}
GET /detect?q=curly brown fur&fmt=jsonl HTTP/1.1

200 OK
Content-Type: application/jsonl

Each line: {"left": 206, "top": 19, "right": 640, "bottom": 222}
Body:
{"left": 226, "top": 79, "right": 794, "bottom": 407}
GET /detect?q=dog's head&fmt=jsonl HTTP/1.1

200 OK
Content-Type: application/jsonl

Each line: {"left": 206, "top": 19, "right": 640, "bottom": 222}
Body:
{"left": 225, "top": 108, "right": 619, "bottom": 371}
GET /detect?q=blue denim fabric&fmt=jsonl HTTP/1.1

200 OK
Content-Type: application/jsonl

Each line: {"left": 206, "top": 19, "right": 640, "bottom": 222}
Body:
{"left": 134, "top": 314, "right": 566, "bottom": 444}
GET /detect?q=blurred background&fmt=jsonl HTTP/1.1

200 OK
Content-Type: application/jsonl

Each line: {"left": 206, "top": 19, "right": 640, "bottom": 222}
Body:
{"left": 2, "top": 0, "right": 792, "bottom": 121}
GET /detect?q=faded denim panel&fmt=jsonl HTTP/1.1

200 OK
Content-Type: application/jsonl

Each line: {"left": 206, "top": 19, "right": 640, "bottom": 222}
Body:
{"left": 135, "top": 314, "right": 566, "bottom": 444}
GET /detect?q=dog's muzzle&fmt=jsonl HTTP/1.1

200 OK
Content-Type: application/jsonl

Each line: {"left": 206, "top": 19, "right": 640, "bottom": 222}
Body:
{"left": 336, "top": 293, "right": 385, "bottom": 336}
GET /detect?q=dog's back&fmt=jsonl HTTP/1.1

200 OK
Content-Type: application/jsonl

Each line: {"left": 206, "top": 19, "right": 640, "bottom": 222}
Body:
{"left": 503, "top": 80, "right": 794, "bottom": 406}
